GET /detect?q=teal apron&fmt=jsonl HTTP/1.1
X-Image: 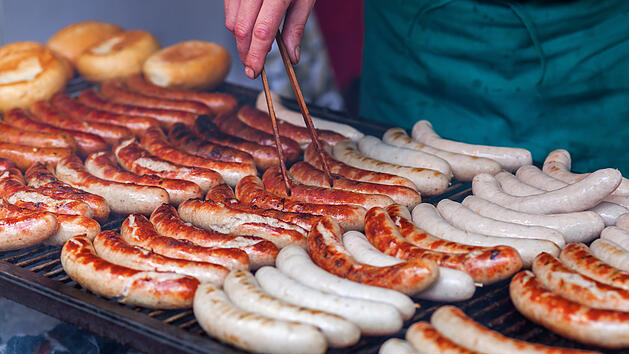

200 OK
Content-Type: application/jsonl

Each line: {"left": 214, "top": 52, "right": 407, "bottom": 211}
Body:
{"left": 360, "top": 0, "right": 629, "bottom": 174}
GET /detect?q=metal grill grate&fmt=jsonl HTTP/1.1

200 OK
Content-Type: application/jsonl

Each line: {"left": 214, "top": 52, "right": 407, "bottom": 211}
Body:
{"left": 0, "top": 82, "right": 621, "bottom": 353}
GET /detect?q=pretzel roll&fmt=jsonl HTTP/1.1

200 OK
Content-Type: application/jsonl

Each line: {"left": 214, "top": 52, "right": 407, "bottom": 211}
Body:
{"left": 47, "top": 21, "right": 124, "bottom": 64}
{"left": 143, "top": 40, "right": 230, "bottom": 90}
{"left": 0, "top": 42, "right": 68, "bottom": 112}
{"left": 76, "top": 30, "right": 160, "bottom": 82}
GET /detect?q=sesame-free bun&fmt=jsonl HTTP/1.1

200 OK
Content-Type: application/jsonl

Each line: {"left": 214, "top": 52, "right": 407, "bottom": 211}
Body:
{"left": 0, "top": 41, "right": 68, "bottom": 112}
{"left": 47, "top": 21, "right": 124, "bottom": 63}
{"left": 143, "top": 40, "right": 230, "bottom": 90}
{"left": 76, "top": 30, "right": 160, "bottom": 82}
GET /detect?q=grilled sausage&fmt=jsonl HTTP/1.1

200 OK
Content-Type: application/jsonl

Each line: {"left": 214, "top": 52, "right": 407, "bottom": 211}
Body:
{"left": 289, "top": 161, "right": 421, "bottom": 208}
{"left": 61, "top": 235, "right": 198, "bottom": 309}
{"left": 51, "top": 92, "right": 159, "bottom": 135}
{"left": 114, "top": 138, "right": 223, "bottom": 192}
{"left": 262, "top": 165, "right": 395, "bottom": 210}
{"left": 412, "top": 120, "right": 532, "bottom": 172}
{"left": 140, "top": 126, "right": 256, "bottom": 186}
{"left": 125, "top": 74, "right": 237, "bottom": 115}
{"left": 405, "top": 322, "right": 475, "bottom": 354}
{"left": 30, "top": 100, "right": 133, "bottom": 145}
{"left": 379, "top": 338, "right": 419, "bottom": 354}
{"left": 121, "top": 214, "right": 249, "bottom": 271}
{"left": 560, "top": 243, "right": 629, "bottom": 291}
{"left": 1, "top": 112, "right": 77, "bottom": 150}
{"left": 0, "top": 158, "right": 15, "bottom": 170}
{"left": 150, "top": 204, "right": 278, "bottom": 269}
{"left": 78, "top": 88, "right": 196, "bottom": 128}
{"left": 84, "top": 151, "right": 202, "bottom": 205}
{"left": 307, "top": 216, "right": 438, "bottom": 295}
{"left": 236, "top": 175, "right": 366, "bottom": 231}
{"left": 510, "top": 270, "right": 629, "bottom": 348}
{"left": 93, "top": 230, "right": 228, "bottom": 284}
{"left": 56, "top": 155, "right": 169, "bottom": 215}
{"left": 101, "top": 79, "right": 211, "bottom": 115}
{"left": 600, "top": 226, "right": 629, "bottom": 253}
{"left": 237, "top": 105, "right": 346, "bottom": 147}
{"left": 193, "top": 282, "right": 326, "bottom": 354}
{"left": 0, "top": 143, "right": 72, "bottom": 171}
{"left": 4, "top": 107, "right": 107, "bottom": 157}
{"left": 25, "top": 163, "right": 110, "bottom": 222}
{"left": 0, "top": 202, "right": 57, "bottom": 251}
{"left": 590, "top": 239, "right": 629, "bottom": 272}
{"left": 168, "top": 122, "right": 254, "bottom": 164}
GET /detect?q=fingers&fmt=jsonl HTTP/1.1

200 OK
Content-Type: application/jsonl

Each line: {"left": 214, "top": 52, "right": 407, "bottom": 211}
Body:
{"left": 244, "top": 0, "right": 292, "bottom": 78}
{"left": 224, "top": 0, "right": 241, "bottom": 32}
{"left": 233, "top": 0, "right": 263, "bottom": 70}
{"left": 282, "top": 0, "right": 315, "bottom": 64}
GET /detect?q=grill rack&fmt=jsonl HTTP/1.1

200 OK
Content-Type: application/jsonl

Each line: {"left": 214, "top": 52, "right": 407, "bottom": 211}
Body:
{"left": 0, "top": 79, "right": 622, "bottom": 353}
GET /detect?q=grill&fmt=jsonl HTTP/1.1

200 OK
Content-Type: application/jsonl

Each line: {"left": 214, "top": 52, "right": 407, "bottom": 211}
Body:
{"left": 0, "top": 79, "right": 620, "bottom": 353}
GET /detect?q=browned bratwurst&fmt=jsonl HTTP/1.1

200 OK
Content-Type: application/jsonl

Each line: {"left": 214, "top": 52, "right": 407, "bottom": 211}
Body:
{"left": 168, "top": 122, "right": 254, "bottom": 164}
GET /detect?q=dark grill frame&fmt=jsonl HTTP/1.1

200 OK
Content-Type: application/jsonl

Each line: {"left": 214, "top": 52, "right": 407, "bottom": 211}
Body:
{"left": 0, "top": 79, "right": 621, "bottom": 353}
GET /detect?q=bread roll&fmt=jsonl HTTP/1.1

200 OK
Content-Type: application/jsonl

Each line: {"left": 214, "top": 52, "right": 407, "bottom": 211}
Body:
{"left": 76, "top": 30, "right": 160, "bottom": 82}
{"left": 47, "top": 21, "right": 124, "bottom": 63}
{"left": 0, "top": 42, "right": 68, "bottom": 112}
{"left": 143, "top": 40, "right": 230, "bottom": 90}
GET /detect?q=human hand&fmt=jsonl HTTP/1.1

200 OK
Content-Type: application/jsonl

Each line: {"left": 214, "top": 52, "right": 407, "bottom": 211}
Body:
{"left": 224, "top": 0, "right": 316, "bottom": 79}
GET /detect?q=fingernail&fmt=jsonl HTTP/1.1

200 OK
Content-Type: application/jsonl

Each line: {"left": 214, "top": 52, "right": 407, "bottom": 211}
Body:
{"left": 294, "top": 46, "right": 301, "bottom": 63}
{"left": 245, "top": 66, "right": 255, "bottom": 79}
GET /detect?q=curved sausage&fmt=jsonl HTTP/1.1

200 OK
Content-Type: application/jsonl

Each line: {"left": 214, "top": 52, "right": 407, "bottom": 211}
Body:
{"left": 78, "top": 88, "right": 196, "bottom": 128}
{"left": 215, "top": 112, "right": 301, "bottom": 163}
{"left": 120, "top": 213, "right": 249, "bottom": 271}
{"left": 125, "top": 74, "right": 237, "bottom": 115}
{"left": 590, "top": 239, "right": 629, "bottom": 272}
{"left": 93, "top": 230, "right": 228, "bottom": 284}
{"left": 1, "top": 115, "right": 77, "bottom": 150}
{"left": 307, "top": 216, "right": 438, "bottom": 295}
{"left": 255, "top": 266, "right": 403, "bottom": 336}
{"left": 0, "top": 168, "right": 93, "bottom": 217}
{"left": 437, "top": 199, "right": 566, "bottom": 248}
{"left": 365, "top": 207, "right": 521, "bottom": 284}
{"left": 56, "top": 155, "right": 169, "bottom": 215}
{"left": 4, "top": 107, "right": 107, "bottom": 157}
{"left": 431, "top": 305, "right": 598, "bottom": 354}
{"left": 305, "top": 142, "right": 418, "bottom": 189}
{"left": 168, "top": 122, "right": 254, "bottom": 164}
{"left": 533, "top": 252, "right": 629, "bottom": 312}
{"left": 25, "top": 163, "right": 110, "bottom": 222}
{"left": 30, "top": 100, "right": 133, "bottom": 145}
{"left": 0, "top": 143, "right": 72, "bottom": 171}
{"left": 405, "top": 322, "right": 476, "bottom": 354}
{"left": 236, "top": 175, "right": 366, "bottom": 231}
{"left": 383, "top": 127, "right": 501, "bottom": 182}
{"left": 223, "top": 270, "right": 360, "bottom": 348}
{"left": 510, "top": 270, "right": 629, "bottom": 348}
{"left": 84, "top": 151, "right": 202, "bottom": 205}
{"left": 101, "top": 79, "right": 211, "bottom": 115}
{"left": 379, "top": 338, "right": 418, "bottom": 354}
{"left": 358, "top": 135, "right": 453, "bottom": 177}
{"left": 51, "top": 93, "right": 159, "bottom": 135}
{"left": 412, "top": 203, "right": 558, "bottom": 267}
{"left": 333, "top": 140, "right": 450, "bottom": 196}
{"left": 560, "top": 243, "right": 629, "bottom": 291}
{"left": 412, "top": 120, "right": 532, "bottom": 172}
{"left": 615, "top": 213, "right": 629, "bottom": 232}
{"left": 114, "top": 138, "right": 223, "bottom": 192}
{"left": 461, "top": 196, "right": 604, "bottom": 243}
{"left": 0, "top": 204, "right": 57, "bottom": 251}
{"left": 275, "top": 245, "right": 416, "bottom": 320}
{"left": 193, "top": 282, "right": 326, "bottom": 354}
{"left": 140, "top": 127, "right": 256, "bottom": 186}
{"left": 472, "top": 171, "right": 621, "bottom": 214}
{"left": 237, "top": 105, "right": 346, "bottom": 147}
{"left": 289, "top": 161, "right": 421, "bottom": 208}
{"left": 178, "top": 198, "right": 307, "bottom": 248}
{"left": 262, "top": 165, "right": 395, "bottom": 210}
{"left": 343, "top": 230, "right": 476, "bottom": 302}
{"left": 600, "top": 226, "right": 629, "bottom": 253}
{"left": 61, "top": 235, "right": 198, "bottom": 309}
{"left": 150, "top": 204, "right": 278, "bottom": 269}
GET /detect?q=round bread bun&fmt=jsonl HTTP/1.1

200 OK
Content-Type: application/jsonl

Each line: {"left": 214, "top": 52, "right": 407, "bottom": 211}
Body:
{"left": 143, "top": 40, "right": 230, "bottom": 90}
{"left": 0, "top": 41, "right": 68, "bottom": 112}
{"left": 47, "top": 21, "right": 124, "bottom": 63}
{"left": 76, "top": 30, "right": 161, "bottom": 82}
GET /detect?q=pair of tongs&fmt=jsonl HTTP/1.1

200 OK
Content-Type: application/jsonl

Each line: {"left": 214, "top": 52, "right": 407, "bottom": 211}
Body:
{"left": 260, "top": 31, "right": 333, "bottom": 196}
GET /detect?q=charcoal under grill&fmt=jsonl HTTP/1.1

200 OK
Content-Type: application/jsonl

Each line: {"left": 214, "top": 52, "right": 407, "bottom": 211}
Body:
{"left": 0, "top": 79, "right": 621, "bottom": 354}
